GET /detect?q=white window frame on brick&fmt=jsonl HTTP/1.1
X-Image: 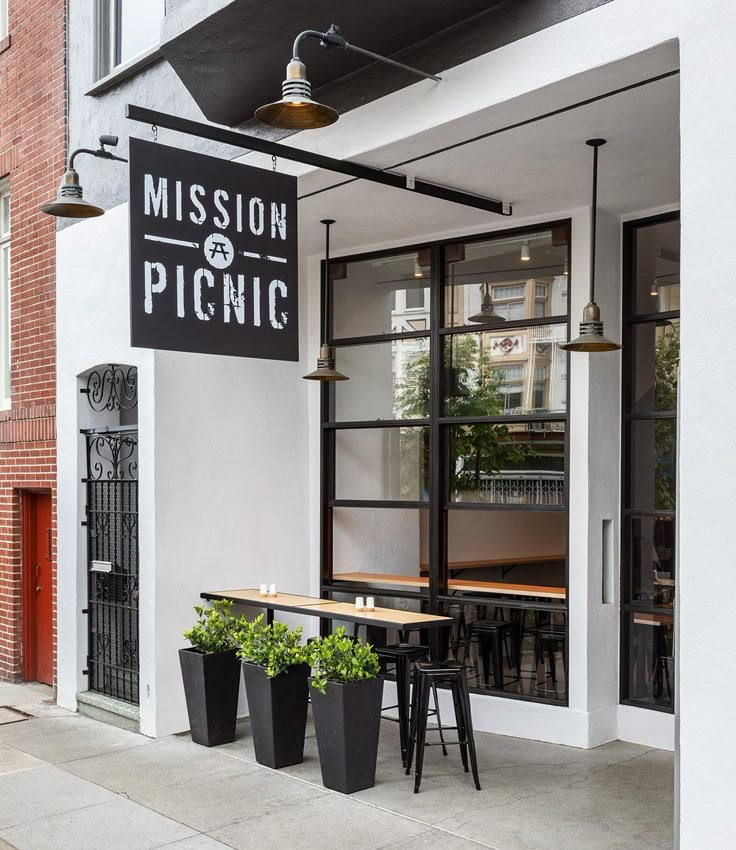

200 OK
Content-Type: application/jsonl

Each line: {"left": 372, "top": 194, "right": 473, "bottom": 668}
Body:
{"left": 0, "top": 180, "right": 10, "bottom": 408}
{"left": 0, "top": 0, "right": 8, "bottom": 41}
{"left": 93, "top": 0, "right": 165, "bottom": 81}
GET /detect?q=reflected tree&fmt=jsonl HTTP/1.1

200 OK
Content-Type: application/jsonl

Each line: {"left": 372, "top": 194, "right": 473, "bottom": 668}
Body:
{"left": 394, "top": 335, "right": 529, "bottom": 499}
{"left": 654, "top": 322, "right": 679, "bottom": 509}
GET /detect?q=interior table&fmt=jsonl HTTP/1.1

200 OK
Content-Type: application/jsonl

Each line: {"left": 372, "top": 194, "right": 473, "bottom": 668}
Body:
{"left": 333, "top": 572, "right": 566, "bottom": 600}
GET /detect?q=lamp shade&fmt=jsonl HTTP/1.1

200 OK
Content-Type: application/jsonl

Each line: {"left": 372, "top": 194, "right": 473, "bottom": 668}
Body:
{"left": 560, "top": 302, "right": 622, "bottom": 352}
{"left": 303, "top": 345, "right": 349, "bottom": 381}
{"left": 255, "top": 59, "right": 338, "bottom": 130}
{"left": 467, "top": 285, "right": 506, "bottom": 325}
{"left": 39, "top": 168, "right": 104, "bottom": 218}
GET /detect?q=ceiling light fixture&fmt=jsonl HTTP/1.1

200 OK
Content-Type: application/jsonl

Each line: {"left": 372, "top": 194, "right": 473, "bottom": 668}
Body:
{"left": 256, "top": 24, "right": 441, "bottom": 130}
{"left": 413, "top": 259, "right": 424, "bottom": 278}
{"left": 304, "top": 219, "right": 349, "bottom": 381}
{"left": 40, "top": 135, "right": 127, "bottom": 218}
{"left": 467, "top": 283, "right": 506, "bottom": 326}
{"left": 563, "top": 256, "right": 569, "bottom": 277}
{"left": 561, "top": 139, "right": 621, "bottom": 353}
{"left": 521, "top": 240, "right": 530, "bottom": 262}
{"left": 650, "top": 280, "right": 658, "bottom": 297}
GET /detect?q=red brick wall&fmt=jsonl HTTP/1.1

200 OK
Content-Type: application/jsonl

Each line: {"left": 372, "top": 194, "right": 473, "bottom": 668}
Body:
{"left": 0, "top": 0, "right": 65, "bottom": 682}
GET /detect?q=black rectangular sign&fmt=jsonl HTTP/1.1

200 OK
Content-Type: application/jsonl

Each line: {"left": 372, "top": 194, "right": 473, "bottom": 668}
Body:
{"left": 129, "top": 138, "right": 298, "bottom": 361}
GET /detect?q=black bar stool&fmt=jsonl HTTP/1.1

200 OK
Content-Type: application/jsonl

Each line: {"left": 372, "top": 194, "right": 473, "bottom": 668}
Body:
{"left": 463, "top": 619, "right": 517, "bottom": 688}
{"left": 405, "top": 661, "right": 481, "bottom": 793}
{"left": 375, "top": 643, "right": 447, "bottom": 767}
{"left": 534, "top": 624, "right": 567, "bottom": 687}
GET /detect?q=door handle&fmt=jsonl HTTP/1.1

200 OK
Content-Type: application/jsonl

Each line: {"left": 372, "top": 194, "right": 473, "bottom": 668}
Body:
{"left": 35, "top": 562, "right": 41, "bottom": 592}
{"left": 46, "top": 528, "right": 52, "bottom": 561}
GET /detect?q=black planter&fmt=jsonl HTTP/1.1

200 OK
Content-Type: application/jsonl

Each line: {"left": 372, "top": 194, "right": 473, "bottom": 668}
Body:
{"left": 179, "top": 647, "right": 240, "bottom": 747}
{"left": 241, "top": 661, "right": 310, "bottom": 769}
{"left": 310, "top": 676, "right": 384, "bottom": 794}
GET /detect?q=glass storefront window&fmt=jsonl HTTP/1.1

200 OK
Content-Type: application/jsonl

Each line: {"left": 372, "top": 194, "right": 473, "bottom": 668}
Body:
{"left": 633, "top": 218, "right": 680, "bottom": 315}
{"left": 627, "top": 419, "right": 677, "bottom": 511}
{"left": 331, "top": 248, "right": 431, "bottom": 339}
{"left": 443, "top": 326, "right": 567, "bottom": 417}
{"left": 332, "top": 338, "right": 430, "bottom": 422}
{"left": 331, "top": 507, "right": 429, "bottom": 591}
{"left": 448, "top": 423, "right": 565, "bottom": 505}
{"left": 622, "top": 213, "right": 679, "bottom": 714}
{"left": 625, "top": 611, "right": 674, "bottom": 709}
{"left": 630, "top": 319, "right": 679, "bottom": 413}
{"left": 439, "top": 603, "right": 567, "bottom": 702}
{"left": 626, "top": 516, "right": 676, "bottom": 608}
{"left": 335, "top": 427, "right": 429, "bottom": 502}
{"left": 443, "top": 229, "right": 568, "bottom": 328}
{"left": 325, "top": 223, "right": 570, "bottom": 708}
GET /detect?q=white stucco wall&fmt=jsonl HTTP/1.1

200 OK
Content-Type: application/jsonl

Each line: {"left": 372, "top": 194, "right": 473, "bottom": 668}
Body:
{"left": 57, "top": 204, "right": 312, "bottom": 737}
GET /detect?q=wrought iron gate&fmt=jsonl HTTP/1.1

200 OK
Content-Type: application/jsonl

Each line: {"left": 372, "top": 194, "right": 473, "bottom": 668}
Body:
{"left": 84, "top": 427, "right": 139, "bottom": 704}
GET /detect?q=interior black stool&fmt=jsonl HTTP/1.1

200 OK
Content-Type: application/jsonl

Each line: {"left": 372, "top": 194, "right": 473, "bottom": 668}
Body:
{"left": 375, "top": 643, "right": 447, "bottom": 767}
{"left": 534, "top": 624, "right": 567, "bottom": 687}
{"left": 405, "top": 661, "right": 481, "bottom": 794}
{"left": 463, "top": 620, "right": 516, "bottom": 689}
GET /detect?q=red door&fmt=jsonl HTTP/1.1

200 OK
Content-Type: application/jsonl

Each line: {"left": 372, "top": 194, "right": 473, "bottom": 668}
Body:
{"left": 23, "top": 493, "right": 53, "bottom": 685}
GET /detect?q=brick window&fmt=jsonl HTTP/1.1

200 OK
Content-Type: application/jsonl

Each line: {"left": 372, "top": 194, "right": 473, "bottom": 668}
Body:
{"left": 0, "top": 180, "right": 9, "bottom": 408}
{"left": 93, "top": 0, "right": 165, "bottom": 80}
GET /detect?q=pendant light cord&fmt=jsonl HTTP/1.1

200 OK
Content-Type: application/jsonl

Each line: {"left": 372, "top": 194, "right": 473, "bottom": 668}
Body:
{"left": 321, "top": 219, "right": 334, "bottom": 345}
{"left": 587, "top": 139, "right": 605, "bottom": 305}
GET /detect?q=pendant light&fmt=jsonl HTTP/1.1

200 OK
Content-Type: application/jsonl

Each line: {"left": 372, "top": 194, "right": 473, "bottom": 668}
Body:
{"left": 520, "top": 240, "right": 531, "bottom": 262}
{"left": 304, "top": 219, "right": 349, "bottom": 381}
{"left": 561, "top": 139, "right": 621, "bottom": 352}
{"left": 468, "top": 282, "right": 506, "bottom": 325}
{"left": 256, "top": 25, "right": 440, "bottom": 130}
{"left": 40, "top": 135, "right": 126, "bottom": 218}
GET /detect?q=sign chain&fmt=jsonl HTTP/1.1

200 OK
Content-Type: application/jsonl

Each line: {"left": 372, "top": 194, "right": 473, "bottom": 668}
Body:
{"left": 272, "top": 155, "right": 277, "bottom": 172}
{"left": 152, "top": 124, "right": 158, "bottom": 143}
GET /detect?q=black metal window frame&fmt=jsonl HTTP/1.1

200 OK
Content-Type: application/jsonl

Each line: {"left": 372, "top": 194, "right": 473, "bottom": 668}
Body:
{"left": 320, "top": 219, "right": 571, "bottom": 707}
{"left": 619, "top": 210, "right": 679, "bottom": 714}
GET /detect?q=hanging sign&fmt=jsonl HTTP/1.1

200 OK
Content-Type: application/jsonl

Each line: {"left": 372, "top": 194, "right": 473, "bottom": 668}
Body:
{"left": 129, "top": 138, "right": 298, "bottom": 361}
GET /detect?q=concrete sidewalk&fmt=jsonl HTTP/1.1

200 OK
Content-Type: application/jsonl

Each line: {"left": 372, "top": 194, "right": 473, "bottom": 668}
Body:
{"left": 0, "top": 682, "right": 673, "bottom": 850}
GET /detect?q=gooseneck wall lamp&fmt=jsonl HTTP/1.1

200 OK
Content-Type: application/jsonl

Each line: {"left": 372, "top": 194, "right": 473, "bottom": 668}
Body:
{"left": 40, "top": 135, "right": 127, "bottom": 218}
{"left": 256, "top": 24, "right": 441, "bottom": 130}
{"left": 561, "top": 139, "right": 622, "bottom": 353}
{"left": 304, "top": 219, "right": 349, "bottom": 381}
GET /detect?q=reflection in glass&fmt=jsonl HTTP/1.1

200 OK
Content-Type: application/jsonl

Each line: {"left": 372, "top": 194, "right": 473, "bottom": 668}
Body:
{"left": 634, "top": 218, "right": 680, "bottom": 315}
{"left": 331, "top": 507, "right": 429, "bottom": 589}
{"left": 446, "top": 510, "right": 566, "bottom": 579}
{"left": 626, "top": 612, "right": 674, "bottom": 709}
{"left": 631, "top": 320, "right": 679, "bottom": 413}
{"left": 441, "top": 603, "right": 566, "bottom": 702}
{"left": 628, "top": 419, "right": 677, "bottom": 511}
{"left": 443, "top": 327, "right": 567, "bottom": 416}
{"left": 333, "top": 338, "right": 429, "bottom": 421}
{"left": 335, "top": 427, "right": 429, "bottom": 501}
{"left": 331, "top": 248, "right": 431, "bottom": 339}
{"left": 627, "top": 516, "right": 676, "bottom": 607}
{"left": 448, "top": 424, "right": 565, "bottom": 504}
{"left": 444, "top": 229, "right": 568, "bottom": 327}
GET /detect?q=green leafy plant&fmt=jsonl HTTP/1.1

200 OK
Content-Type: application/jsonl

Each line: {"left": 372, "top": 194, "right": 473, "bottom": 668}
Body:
{"left": 308, "top": 628, "right": 381, "bottom": 693}
{"left": 182, "top": 599, "right": 238, "bottom": 654}
{"left": 234, "top": 614, "right": 308, "bottom": 678}
{"left": 395, "top": 336, "right": 532, "bottom": 499}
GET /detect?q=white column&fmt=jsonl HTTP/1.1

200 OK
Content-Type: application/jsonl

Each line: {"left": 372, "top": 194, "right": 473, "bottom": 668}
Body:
{"left": 567, "top": 208, "right": 622, "bottom": 747}
{"left": 677, "top": 2, "right": 736, "bottom": 845}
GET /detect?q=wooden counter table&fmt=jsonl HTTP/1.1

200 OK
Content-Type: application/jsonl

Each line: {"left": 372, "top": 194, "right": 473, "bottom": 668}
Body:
{"left": 333, "top": 572, "right": 566, "bottom": 601}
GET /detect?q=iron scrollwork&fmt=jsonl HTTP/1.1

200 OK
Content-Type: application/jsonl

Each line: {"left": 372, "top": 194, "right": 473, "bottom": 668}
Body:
{"left": 82, "top": 364, "right": 138, "bottom": 412}
{"left": 87, "top": 432, "right": 139, "bottom": 481}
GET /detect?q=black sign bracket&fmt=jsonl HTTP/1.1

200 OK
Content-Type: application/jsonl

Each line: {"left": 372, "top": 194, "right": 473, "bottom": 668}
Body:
{"left": 126, "top": 104, "right": 511, "bottom": 217}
